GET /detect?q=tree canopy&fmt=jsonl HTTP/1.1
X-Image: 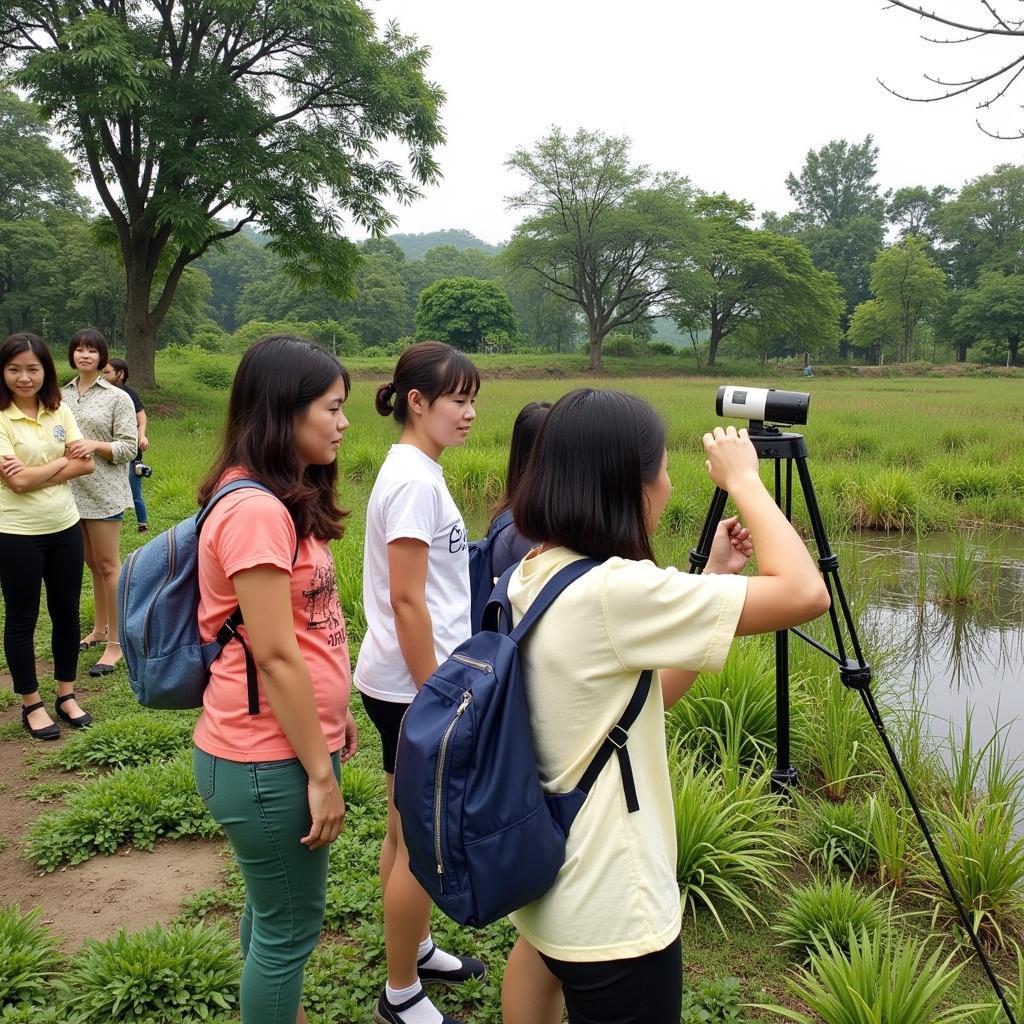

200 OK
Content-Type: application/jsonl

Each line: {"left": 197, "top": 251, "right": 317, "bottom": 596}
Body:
{"left": 504, "top": 127, "right": 694, "bottom": 370}
{"left": 414, "top": 277, "right": 516, "bottom": 351}
{"left": 0, "top": 0, "right": 445, "bottom": 385}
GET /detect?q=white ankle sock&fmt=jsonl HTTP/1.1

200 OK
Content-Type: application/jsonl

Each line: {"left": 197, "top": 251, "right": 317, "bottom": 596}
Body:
{"left": 417, "top": 933, "right": 462, "bottom": 972}
{"left": 384, "top": 980, "right": 441, "bottom": 1024}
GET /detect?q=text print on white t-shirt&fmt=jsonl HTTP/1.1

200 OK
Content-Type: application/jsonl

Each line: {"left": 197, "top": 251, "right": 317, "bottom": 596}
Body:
{"left": 449, "top": 523, "right": 468, "bottom": 554}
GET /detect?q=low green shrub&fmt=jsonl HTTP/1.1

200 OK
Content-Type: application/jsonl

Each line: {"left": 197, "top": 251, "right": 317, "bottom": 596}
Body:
{"left": 25, "top": 751, "right": 219, "bottom": 871}
{"left": 671, "top": 751, "right": 789, "bottom": 931}
{"left": 775, "top": 876, "right": 889, "bottom": 960}
{"left": 801, "top": 798, "right": 875, "bottom": 876}
{"left": 56, "top": 714, "right": 194, "bottom": 770}
{"left": 680, "top": 976, "right": 749, "bottom": 1023}
{"left": 0, "top": 905, "right": 57, "bottom": 1009}
{"left": 340, "top": 760, "right": 385, "bottom": 808}
{"left": 191, "top": 354, "right": 234, "bottom": 390}
{"left": 762, "top": 927, "right": 974, "bottom": 1024}
{"left": 58, "top": 923, "right": 239, "bottom": 1023}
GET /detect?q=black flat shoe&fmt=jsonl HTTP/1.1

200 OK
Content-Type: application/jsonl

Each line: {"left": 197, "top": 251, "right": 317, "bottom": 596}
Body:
{"left": 88, "top": 662, "right": 117, "bottom": 677}
{"left": 21, "top": 701, "right": 60, "bottom": 741}
{"left": 55, "top": 692, "right": 93, "bottom": 729}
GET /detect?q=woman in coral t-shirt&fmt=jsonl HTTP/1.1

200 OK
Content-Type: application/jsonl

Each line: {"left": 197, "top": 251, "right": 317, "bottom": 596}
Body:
{"left": 192, "top": 335, "right": 357, "bottom": 1024}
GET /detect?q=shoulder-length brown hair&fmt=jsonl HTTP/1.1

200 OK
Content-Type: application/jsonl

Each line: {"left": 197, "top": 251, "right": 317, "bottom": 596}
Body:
{"left": 0, "top": 333, "right": 62, "bottom": 412}
{"left": 198, "top": 336, "right": 351, "bottom": 541}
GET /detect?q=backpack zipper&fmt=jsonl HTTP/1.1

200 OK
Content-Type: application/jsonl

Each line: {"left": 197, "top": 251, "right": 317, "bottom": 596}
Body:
{"left": 451, "top": 654, "right": 492, "bottom": 673}
{"left": 142, "top": 530, "right": 176, "bottom": 657}
{"left": 434, "top": 690, "right": 472, "bottom": 891}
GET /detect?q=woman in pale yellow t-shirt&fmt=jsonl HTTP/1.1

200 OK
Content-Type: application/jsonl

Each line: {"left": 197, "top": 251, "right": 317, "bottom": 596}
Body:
{"left": 0, "top": 333, "right": 95, "bottom": 740}
{"left": 500, "top": 389, "right": 831, "bottom": 1024}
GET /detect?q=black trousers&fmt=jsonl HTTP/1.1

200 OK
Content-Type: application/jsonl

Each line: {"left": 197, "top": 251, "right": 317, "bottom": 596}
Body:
{"left": 539, "top": 936, "right": 683, "bottom": 1024}
{"left": 0, "top": 526, "right": 84, "bottom": 693}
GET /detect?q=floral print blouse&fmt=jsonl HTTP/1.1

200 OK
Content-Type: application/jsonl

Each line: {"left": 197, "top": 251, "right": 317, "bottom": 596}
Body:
{"left": 61, "top": 376, "right": 137, "bottom": 519}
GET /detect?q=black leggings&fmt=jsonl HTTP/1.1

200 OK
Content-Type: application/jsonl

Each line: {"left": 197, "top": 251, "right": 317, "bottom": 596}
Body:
{"left": 0, "top": 526, "right": 84, "bottom": 693}
{"left": 539, "top": 936, "right": 682, "bottom": 1024}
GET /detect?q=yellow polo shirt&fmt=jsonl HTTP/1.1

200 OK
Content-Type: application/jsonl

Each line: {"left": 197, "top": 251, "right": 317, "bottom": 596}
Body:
{"left": 0, "top": 402, "right": 83, "bottom": 535}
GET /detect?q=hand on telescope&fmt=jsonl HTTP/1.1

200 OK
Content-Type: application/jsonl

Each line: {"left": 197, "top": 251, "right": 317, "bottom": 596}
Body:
{"left": 705, "top": 515, "right": 753, "bottom": 575}
{"left": 702, "top": 425, "right": 760, "bottom": 492}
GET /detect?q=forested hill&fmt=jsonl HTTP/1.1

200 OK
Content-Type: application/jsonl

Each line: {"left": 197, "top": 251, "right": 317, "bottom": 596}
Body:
{"left": 389, "top": 229, "right": 501, "bottom": 259}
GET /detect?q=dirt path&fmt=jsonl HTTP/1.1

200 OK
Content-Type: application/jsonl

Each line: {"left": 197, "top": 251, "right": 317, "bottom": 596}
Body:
{"left": 0, "top": 693, "right": 227, "bottom": 952}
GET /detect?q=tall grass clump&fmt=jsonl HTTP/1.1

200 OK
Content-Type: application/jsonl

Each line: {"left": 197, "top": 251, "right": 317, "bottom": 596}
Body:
{"left": 671, "top": 750, "right": 789, "bottom": 931}
{"left": 56, "top": 714, "right": 194, "bottom": 771}
{"left": 935, "top": 533, "right": 985, "bottom": 607}
{"left": 666, "top": 642, "right": 775, "bottom": 767}
{"left": 916, "top": 798, "right": 1024, "bottom": 951}
{"left": 849, "top": 469, "right": 921, "bottom": 530}
{"left": 800, "top": 798, "right": 875, "bottom": 877}
{"left": 761, "top": 927, "right": 975, "bottom": 1024}
{"left": 774, "top": 877, "right": 889, "bottom": 960}
{"left": 25, "top": 751, "right": 219, "bottom": 871}
{"left": 443, "top": 448, "right": 504, "bottom": 510}
{"left": 57, "top": 923, "right": 239, "bottom": 1023}
{"left": 868, "top": 790, "right": 917, "bottom": 889}
{"left": 0, "top": 905, "right": 57, "bottom": 1010}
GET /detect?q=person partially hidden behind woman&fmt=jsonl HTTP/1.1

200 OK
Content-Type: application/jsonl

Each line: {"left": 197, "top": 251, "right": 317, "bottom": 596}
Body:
{"left": 500, "top": 388, "right": 831, "bottom": 1024}
{"left": 0, "top": 333, "right": 95, "bottom": 739}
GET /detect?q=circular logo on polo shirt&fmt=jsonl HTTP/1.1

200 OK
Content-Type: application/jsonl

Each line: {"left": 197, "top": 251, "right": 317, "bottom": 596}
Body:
{"left": 53, "top": 424, "right": 66, "bottom": 443}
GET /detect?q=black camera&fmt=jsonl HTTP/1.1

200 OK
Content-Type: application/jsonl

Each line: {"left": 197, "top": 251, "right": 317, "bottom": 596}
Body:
{"left": 134, "top": 462, "right": 153, "bottom": 478}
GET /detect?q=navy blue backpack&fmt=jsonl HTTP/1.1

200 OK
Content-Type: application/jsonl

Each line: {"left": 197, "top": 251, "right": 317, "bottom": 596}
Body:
{"left": 118, "top": 479, "right": 280, "bottom": 713}
{"left": 394, "top": 558, "right": 652, "bottom": 928}
{"left": 466, "top": 508, "right": 514, "bottom": 634}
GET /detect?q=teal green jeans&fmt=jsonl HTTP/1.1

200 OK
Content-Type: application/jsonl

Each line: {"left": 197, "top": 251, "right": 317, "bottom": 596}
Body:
{"left": 193, "top": 746, "right": 340, "bottom": 1024}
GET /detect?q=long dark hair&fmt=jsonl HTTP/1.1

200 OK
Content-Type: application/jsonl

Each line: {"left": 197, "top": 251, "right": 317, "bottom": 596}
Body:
{"left": 512, "top": 389, "right": 666, "bottom": 563}
{"left": 198, "top": 336, "right": 351, "bottom": 541}
{"left": 0, "top": 333, "right": 62, "bottom": 412}
{"left": 492, "top": 400, "right": 550, "bottom": 521}
{"left": 375, "top": 341, "right": 480, "bottom": 423}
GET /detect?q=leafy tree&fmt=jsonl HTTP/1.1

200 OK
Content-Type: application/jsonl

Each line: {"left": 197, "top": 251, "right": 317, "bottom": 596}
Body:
{"left": 196, "top": 232, "right": 276, "bottom": 332}
{"left": 0, "top": 218, "right": 60, "bottom": 333}
{"left": 0, "top": 1, "right": 444, "bottom": 386}
{"left": 414, "top": 277, "right": 516, "bottom": 351}
{"left": 847, "top": 298, "right": 897, "bottom": 365}
{"left": 502, "top": 267, "right": 580, "bottom": 352}
{"left": 952, "top": 270, "right": 1024, "bottom": 366}
{"left": 868, "top": 236, "right": 946, "bottom": 362}
{"left": 0, "top": 90, "right": 85, "bottom": 220}
{"left": 771, "top": 137, "right": 888, "bottom": 338}
{"left": 668, "top": 195, "right": 842, "bottom": 368}
{"left": 887, "top": 185, "right": 950, "bottom": 242}
{"left": 348, "top": 261, "right": 412, "bottom": 347}
{"left": 504, "top": 128, "right": 693, "bottom": 370}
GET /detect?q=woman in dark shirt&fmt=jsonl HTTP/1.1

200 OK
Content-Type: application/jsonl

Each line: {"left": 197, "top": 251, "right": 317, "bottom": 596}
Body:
{"left": 102, "top": 358, "right": 149, "bottom": 532}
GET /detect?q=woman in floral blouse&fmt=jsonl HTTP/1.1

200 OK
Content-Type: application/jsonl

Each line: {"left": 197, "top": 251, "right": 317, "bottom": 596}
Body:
{"left": 62, "top": 329, "right": 137, "bottom": 676}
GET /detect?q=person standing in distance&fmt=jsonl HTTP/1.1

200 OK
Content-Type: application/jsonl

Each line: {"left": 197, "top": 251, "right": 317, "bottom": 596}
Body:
{"left": 102, "top": 357, "right": 149, "bottom": 532}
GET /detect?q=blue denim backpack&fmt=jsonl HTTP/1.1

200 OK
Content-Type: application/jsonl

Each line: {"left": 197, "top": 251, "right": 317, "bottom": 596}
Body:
{"left": 466, "top": 507, "right": 514, "bottom": 634}
{"left": 118, "top": 478, "right": 278, "bottom": 713}
{"left": 394, "top": 558, "right": 652, "bottom": 927}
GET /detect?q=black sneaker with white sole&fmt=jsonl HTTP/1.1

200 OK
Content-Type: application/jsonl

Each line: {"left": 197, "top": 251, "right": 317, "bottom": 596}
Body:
{"left": 373, "top": 989, "right": 463, "bottom": 1024}
{"left": 416, "top": 945, "right": 487, "bottom": 987}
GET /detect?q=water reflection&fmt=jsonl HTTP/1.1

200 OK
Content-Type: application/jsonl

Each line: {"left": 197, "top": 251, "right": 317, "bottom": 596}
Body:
{"left": 841, "top": 531, "right": 1024, "bottom": 762}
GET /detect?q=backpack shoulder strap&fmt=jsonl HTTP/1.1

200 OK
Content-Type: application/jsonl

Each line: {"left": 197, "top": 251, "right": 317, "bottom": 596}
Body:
{"left": 482, "top": 557, "right": 599, "bottom": 636}
{"left": 198, "top": 478, "right": 298, "bottom": 716}
{"left": 488, "top": 507, "right": 514, "bottom": 538}
{"left": 574, "top": 670, "right": 652, "bottom": 813}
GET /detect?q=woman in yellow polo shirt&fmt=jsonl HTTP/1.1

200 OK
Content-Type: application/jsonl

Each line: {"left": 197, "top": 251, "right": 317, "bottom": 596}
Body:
{"left": 0, "top": 333, "right": 96, "bottom": 739}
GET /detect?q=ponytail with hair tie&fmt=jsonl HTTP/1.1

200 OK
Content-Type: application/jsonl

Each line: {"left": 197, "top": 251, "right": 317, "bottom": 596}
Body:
{"left": 375, "top": 380, "right": 398, "bottom": 417}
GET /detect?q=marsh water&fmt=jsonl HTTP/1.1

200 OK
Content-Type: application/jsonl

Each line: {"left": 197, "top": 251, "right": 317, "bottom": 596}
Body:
{"left": 835, "top": 530, "right": 1024, "bottom": 765}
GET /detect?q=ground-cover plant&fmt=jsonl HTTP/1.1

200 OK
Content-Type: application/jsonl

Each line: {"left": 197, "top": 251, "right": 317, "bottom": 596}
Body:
{"left": 0, "top": 905, "right": 57, "bottom": 1010}
{"left": 24, "top": 751, "right": 218, "bottom": 871}
{"left": 760, "top": 926, "right": 977, "bottom": 1024}
{"left": 671, "top": 750, "right": 790, "bottom": 931}
{"left": 57, "top": 922, "right": 239, "bottom": 1023}
{"left": 680, "top": 976, "right": 750, "bottom": 1023}
{"left": 916, "top": 798, "right": 1024, "bottom": 951}
{"left": 55, "top": 713, "right": 195, "bottom": 771}
{"left": 774, "top": 876, "right": 890, "bottom": 960}
{"left": 800, "top": 797, "right": 876, "bottom": 876}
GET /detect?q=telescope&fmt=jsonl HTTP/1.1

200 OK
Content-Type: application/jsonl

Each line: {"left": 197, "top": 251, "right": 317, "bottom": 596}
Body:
{"left": 716, "top": 385, "right": 810, "bottom": 427}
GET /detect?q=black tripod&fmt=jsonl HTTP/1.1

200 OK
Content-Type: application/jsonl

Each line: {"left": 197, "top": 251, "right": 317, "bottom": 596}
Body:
{"left": 688, "top": 421, "right": 1017, "bottom": 1024}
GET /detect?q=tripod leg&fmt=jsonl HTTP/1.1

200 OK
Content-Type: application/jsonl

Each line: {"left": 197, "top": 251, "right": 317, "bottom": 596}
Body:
{"left": 688, "top": 487, "right": 730, "bottom": 574}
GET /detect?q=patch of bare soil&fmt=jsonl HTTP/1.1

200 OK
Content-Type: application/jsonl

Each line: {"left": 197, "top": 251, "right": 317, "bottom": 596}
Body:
{"left": 0, "top": 699, "right": 227, "bottom": 952}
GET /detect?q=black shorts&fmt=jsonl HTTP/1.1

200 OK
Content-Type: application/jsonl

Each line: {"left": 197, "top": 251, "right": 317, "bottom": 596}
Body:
{"left": 539, "top": 936, "right": 682, "bottom": 1024}
{"left": 360, "top": 692, "right": 410, "bottom": 775}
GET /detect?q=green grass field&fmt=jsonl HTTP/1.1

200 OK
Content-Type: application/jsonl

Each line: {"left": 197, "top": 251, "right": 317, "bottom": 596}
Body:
{"left": 2, "top": 351, "right": 1024, "bottom": 1022}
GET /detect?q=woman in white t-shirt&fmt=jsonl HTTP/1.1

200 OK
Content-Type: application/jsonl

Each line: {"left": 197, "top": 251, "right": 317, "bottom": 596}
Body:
{"left": 500, "top": 388, "right": 831, "bottom": 1024}
{"left": 355, "top": 342, "right": 485, "bottom": 1024}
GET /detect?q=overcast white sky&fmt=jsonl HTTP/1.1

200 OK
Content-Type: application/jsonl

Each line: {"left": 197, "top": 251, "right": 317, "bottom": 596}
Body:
{"left": 365, "top": 0, "right": 1024, "bottom": 244}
